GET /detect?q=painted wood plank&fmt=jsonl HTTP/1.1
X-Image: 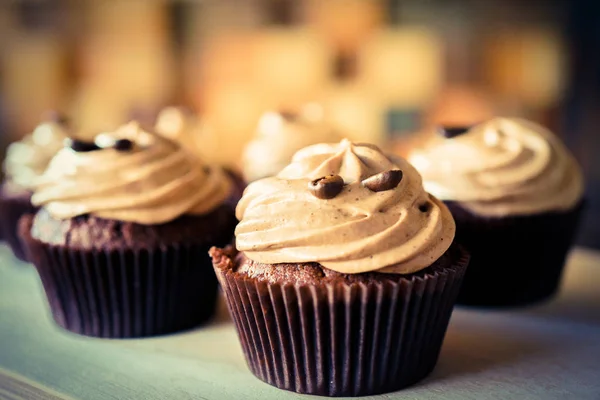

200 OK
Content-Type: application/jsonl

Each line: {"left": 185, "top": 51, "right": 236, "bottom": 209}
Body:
{"left": 0, "top": 368, "right": 73, "bottom": 400}
{"left": 0, "top": 246, "right": 599, "bottom": 400}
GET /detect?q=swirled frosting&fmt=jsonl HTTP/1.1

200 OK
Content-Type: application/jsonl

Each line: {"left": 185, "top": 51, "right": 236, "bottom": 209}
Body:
{"left": 3, "top": 121, "right": 68, "bottom": 191}
{"left": 235, "top": 139, "right": 455, "bottom": 274}
{"left": 242, "top": 105, "right": 342, "bottom": 182}
{"left": 154, "top": 106, "right": 218, "bottom": 162}
{"left": 408, "top": 117, "right": 584, "bottom": 217}
{"left": 32, "top": 122, "right": 233, "bottom": 225}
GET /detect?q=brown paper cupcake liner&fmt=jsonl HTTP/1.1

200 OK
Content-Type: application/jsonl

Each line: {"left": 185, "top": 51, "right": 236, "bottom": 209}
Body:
{"left": 20, "top": 215, "right": 219, "bottom": 338}
{"left": 213, "top": 248, "right": 469, "bottom": 397}
{"left": 0, "top": 188, "right": 37, "bottom": 262}
{"left": 446, "top": 199, "right": 586, "bottom": 307}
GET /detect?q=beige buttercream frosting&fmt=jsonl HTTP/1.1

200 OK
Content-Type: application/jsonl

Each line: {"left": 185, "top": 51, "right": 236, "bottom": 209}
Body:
{"left": 236, "top": 139, "right": 455, "bottom": 274}
{"left": 3, "top": 121, "right": 68, "bottom": 191}
{"left": 154, "top": 106, "right": 218, "bottom": 162}
{"left": 242, "top": 105, "right": 342, "bottom": 182}
{"left": 409, "top": 118, "right": 584, "bottom": 217}
{"left": 32, "top": 121, "right": 233, "bottom": 224}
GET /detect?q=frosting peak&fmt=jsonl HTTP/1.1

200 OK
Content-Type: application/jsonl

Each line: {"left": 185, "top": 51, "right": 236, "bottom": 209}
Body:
{"left": 3, "top": 121, "right": 68, "bottom": 190}
{"left": 409, "top": 118, "right": 584, "bottom": 216}
{"left": 32, "top": 122, "right": 233, "bottom": 225}
{"left": 236, "top": 140, "right": 455, "bottom": 274}
{"left": 279, "top": 139, "right": 394, "bottom": 183}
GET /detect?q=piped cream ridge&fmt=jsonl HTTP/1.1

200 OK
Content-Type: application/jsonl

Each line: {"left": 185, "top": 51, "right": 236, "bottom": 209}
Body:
{"left": 32, "top": 122, "right": 232, "bottom": 224}
{"left": 3, "top": 121, "right": 68, "bottom": 191}
{"left": 236, "top": 139, "right": 455, "bottom": 275}
{"left": 409, "top": 117, "right": 584, "bottom": 217}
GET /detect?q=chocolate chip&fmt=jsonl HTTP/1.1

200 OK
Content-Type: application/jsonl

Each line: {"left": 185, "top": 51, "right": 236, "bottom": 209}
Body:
{"left": 362, "top": 170, "right": 403, "bottom": 192}
{"left": 309, "top": 175, "right": 344, "bottom": 199}
{"left": 437, "top": 126, "right": 470, "bottom": 138}
{"left": 66, "top": 138, "right": 100, "bottom": 152}
{"left": 114, "top": 138, "right": 133, "bottom": 151}
{"left": 419, "top": 202, "right": 431, "bottom": 212}
{"left": 279, "top": 111, "right": 299, "bottom": 121}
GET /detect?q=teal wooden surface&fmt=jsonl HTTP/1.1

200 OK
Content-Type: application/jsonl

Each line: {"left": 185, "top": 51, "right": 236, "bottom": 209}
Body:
{"left": 1, "top": 245, "right": 599, "bottom": 400}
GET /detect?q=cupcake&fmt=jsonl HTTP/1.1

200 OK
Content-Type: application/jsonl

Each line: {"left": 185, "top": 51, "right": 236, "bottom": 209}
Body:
{"left": 19, "top": 121, "right": 237, "bottom": 338}
{"left": 409, "top": 118, "right": 585, "bottom": 307}
{"left": 0, "top": 115, "right": 67, "bottom": 261}
{"left": 155, "top": 106, "right": 246, "bottom": 202}
{"left": 241, "top": 104, "right": 341, "bottom": 182}
{"left": 211, "top": 139, "right": 469, "bottom": 396}
{"left": 154, "top": 106, "right": 214, "bottom": 159}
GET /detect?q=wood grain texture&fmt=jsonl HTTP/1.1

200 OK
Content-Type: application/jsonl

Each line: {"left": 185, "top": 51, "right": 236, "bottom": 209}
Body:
{"left": 0, "top": 246, "right": 599, "bottom": 400}
{"left": 0, "top": 368, "right": 72, "bottom": 400}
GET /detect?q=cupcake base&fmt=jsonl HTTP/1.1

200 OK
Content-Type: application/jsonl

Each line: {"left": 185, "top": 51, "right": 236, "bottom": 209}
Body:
{"left": 0, "top": 183, "right": 37, "bottom": 262}
{"left": 19, "top": 207, "right": 237, "bottom": 338}
{"left": 446, "top": 200, "right": 585, "bottom": 307}
{"left": 211, "top": 245, "right": 469, "bottom": 397}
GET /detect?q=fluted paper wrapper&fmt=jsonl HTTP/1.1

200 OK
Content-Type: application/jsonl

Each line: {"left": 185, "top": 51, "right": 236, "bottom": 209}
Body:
{"left": 20, "top": 216, "right": 219, "bottom": 338}
{"left": 213, "top": 251, "right": 468, "bottom": 397}
{"left": 447, "top": 199, "right": 585, "bottom": 307}
{"left": 0, "top": 190, "right": 37, "bottom": 262}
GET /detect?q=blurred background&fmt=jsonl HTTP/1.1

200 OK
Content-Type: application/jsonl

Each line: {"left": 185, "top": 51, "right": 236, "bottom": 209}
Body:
{"left": 0, "top": 0, "right": 598, "bottom": 248}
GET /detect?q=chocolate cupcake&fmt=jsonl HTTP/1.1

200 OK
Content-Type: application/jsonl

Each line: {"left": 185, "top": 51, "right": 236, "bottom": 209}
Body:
{"left": 20, "top": 122, "right": 237, "bottom": 338}
{"left": 241, "top": 104, "right": 341, "bottom": 182}
{"left": 0, "top": 117, "right": 67, "bottom": 261}
{"left": 211, "top": 140, "right": 469, "bottom": 396}
{"left": 409, "top": 118, "right": 585, "bottom": 307}
{"left": 155, "top": 106, "right": 245, "bottom": 202}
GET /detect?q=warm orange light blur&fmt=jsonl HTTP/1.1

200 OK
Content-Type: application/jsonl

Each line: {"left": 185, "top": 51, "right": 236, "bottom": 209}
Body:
{"left": 484, "top": 29, "right": 566, "bottom": 109}
{"left": 359, "top": 28, "right": 443, "bottom": 108}
{"left": 424, "top": 85, "right": 496, "bottom": 128}
{"left": 74, "top": 1, "right": 175, "bottom": 132}
{"left": 323, "top": 83, "right": 385, "bottom": 144}
{"left": 2, "top": 36, "right": 67, "bottom": 134}
{"left": 305, "top": 0, "right": 384, "bottom": 52}
{"left": 251, "top": 28, "right": 332, "bottom": 108}
{"left": 201, "top": 82, "right": 268, "bottom": 166}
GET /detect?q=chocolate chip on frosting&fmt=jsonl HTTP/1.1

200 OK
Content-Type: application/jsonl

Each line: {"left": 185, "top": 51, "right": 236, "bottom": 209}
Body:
{"left": 114, "top": 138, "right": 134, "bottom": 151}
{"left": 236, "top": 140, "right": 456, "bottom": 275}
{"left": 33, "top": 122, "right": 234, "bottom": 224}
{"left": 66, "top": 138, "right": 100, "bottom": 152}
{"left": 309, "top": 175, "right": 344, "bottom": 199}
{"left": 362, "top": 170, "right": 403, "bottom": 192}
{"left": 437, "top": 126, "right": 470, "bottom": 139}
{"left": 419, "top": 202, "right": 431, "bottom": 213}
{"left": 413, "top": 118, "right": 585, "bottom": 217}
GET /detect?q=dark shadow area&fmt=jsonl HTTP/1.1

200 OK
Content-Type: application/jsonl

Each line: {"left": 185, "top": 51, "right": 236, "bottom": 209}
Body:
{"left": 208, "top": 293, "right": 233, "bottom": 326}
{"left": 453, "top": 248, "right": 600, "bottom": 327}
